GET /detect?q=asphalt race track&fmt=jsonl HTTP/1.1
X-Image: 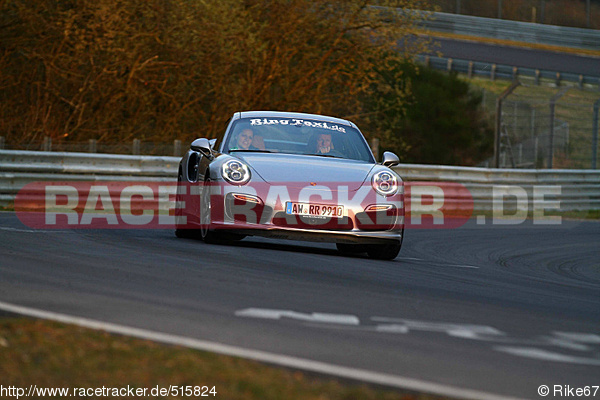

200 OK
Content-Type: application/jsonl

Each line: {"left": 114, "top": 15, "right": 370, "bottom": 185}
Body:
{"left": 1, "top": 211, "right": 599, "bottom": 399}
{"left": 428, "top": 37, "right": 600, "bottom": 77}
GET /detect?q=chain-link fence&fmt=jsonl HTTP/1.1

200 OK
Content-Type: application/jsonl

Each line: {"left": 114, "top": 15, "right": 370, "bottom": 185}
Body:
{"left": 479, "top": 84, "right": 600, "bottom": 169}
{"left": 430, "top": 0, "right": 600, "bottom": 29}
{"left": 3, "top": 85, "right": 599, "bottom": 170}
{"left": 0, "top": 138, "right": 185, "bottom": 158}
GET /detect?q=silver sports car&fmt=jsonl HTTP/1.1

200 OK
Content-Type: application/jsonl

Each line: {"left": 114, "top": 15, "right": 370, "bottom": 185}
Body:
{"left": 175, "top": 111, "right": 404, "bottom": 260}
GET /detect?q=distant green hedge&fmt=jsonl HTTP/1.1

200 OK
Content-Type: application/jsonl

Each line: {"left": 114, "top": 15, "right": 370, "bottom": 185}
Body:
{"left": 362, "top": 61, "right": 493, "bottom": 166}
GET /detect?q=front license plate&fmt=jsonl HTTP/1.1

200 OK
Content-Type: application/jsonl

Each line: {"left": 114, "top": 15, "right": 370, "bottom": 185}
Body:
{"left": 285, "top": 202, "right": 345, "bottom": 218}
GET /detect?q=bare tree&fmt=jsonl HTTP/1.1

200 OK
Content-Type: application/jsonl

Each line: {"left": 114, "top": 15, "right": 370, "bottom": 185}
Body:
{"left": 0, "top": 0, "right": 431, "bottom": 146}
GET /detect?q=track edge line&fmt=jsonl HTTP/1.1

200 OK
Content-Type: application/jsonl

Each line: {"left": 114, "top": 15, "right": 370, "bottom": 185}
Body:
{"left": 0, "top": 301, "right": 524, "bottom": 400}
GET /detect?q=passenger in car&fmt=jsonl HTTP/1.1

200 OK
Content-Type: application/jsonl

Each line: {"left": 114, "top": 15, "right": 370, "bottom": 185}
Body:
{"left": 233, "top": 129, "right": 255, "bottom": 150}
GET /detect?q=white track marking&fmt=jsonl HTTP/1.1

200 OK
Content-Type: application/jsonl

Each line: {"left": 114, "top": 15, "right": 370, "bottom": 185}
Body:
{"left": 244, "top": 310, "right": 599, "bottom": 363}
{"left": 552, "top": 332, "right": 600, "bottom": 344}
{"left": 397, "top": 256, "right": 479, "bottom": 268}
{"left": 0, "top": 227, "right": 72, "bottom": 233}
{"left": 235, "top": 308, "right": 359, "bottom": 325}
{"left": 372, "top": 317, "right": 504, "bottom": 340}
{"left": 0, "top": 301, "right": 522, "bottom": 400}
{"left": 495, "top": 347, "right": 600, "bottom": 366}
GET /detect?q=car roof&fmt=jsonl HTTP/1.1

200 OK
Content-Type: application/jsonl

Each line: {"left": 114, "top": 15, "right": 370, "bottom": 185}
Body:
{"left": 234, "top": 111, "right": 357, "bottom": 129}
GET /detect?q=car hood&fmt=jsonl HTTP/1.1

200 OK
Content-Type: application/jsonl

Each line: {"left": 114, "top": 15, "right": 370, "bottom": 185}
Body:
{"left": 236, "top": 153, "right": 376, "bottom": 192}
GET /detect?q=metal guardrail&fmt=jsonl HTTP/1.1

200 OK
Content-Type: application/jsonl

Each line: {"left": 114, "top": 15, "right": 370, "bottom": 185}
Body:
{"left": 393, "top": 163, "right": 600, "bottom": 211}
{"left": 0, "top": 151, "right": 179, "bottom": 206}
{"left": 0, "top": 150, "right": 179, "bottom": 177}
{"left": 417, "top": 55, "right": 600, "bottom": 89}
{"left": 1, "top": 150, "right": 599, "bottom": 212}
{"left": 419, "top": 11, "right": 600, "bottom": 51}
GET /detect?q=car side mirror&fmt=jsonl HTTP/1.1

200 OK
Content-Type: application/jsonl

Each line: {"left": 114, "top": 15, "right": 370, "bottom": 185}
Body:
{"left": 191, "top": 138, "right": 212, "bottom": 158}
{"left": 381, "top": 151, "right": 399, "bottom": 167}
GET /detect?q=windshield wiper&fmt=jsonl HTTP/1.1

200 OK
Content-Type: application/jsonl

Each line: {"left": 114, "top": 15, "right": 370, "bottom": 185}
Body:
{"left": 229, "top": 149, "right": 273, "bottom": 153}
{"left": 311, "top": 153, "right": 343, "bottom": 159}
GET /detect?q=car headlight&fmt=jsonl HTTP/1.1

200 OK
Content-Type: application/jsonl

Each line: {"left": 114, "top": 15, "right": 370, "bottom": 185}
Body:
{"left": 371, "top": 170, "right": 399, "bottom": 196}
{"left": 222, "top": 159, "right": 251, "bottom": 185}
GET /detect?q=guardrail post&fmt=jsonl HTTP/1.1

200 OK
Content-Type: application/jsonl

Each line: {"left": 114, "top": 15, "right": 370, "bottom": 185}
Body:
{"left": 174, "top": 140, "right": 182, "bottom": 157}
{"left": 491, "top": 64, "right": 497, "bottom": 81}
{"left": 447, "top": 58, "right": 453, "bottom": 72}
{"left": 88, "top": 139, "right": 97, "bottom": 153}
{"left": 587, "top": 0, "right": 591, "bottom": 28}
{"left": 548, "top": 87, "right": 569, "bottom": 169}
{"left": 518, "top": 143, "right": 523, "bottom": 165}
{"left": 482, "top": 89, "right": 487, "bottom": 112}
{"left": 534, "top": 136, "right": 539, "bottom": 166}
{"left": 512, "top": 67, "right": 518, "bottom": 82}
{"left": 540, "top": 0, "right": 546, "bottom": 24}
{"left": 494, "top": 81, "right": 520, "bottom": 168}
{"left": 0, "top": 136, "right": 4, "bottom": 150}
{"left": 549, "top": 101, "right": 556, "bottom": 168}
{"left": 593, "top": 99, "right": 599, "bottom": 169}
{"left": 370, "top": 138, "right": 380, "bottom": 161}
{"left": 579, "top": 75, "right": 584, "bottom": 89}
{"left": 468, "top": 61, "right": 473, "bottom": 79}
{"left": 43, "top": 136, "right": 52, "bottom": 152}
{"left": 511, "top": 102, "right": 516, "bottom": 136}
{"left": 133, "top": 139, "right": 141, "bottom": 155}
{"left": 535, "top": 70, "right": 541, "bottom": 85}
{"left": 555, "top": 72, "right": 561, "bottom": 87}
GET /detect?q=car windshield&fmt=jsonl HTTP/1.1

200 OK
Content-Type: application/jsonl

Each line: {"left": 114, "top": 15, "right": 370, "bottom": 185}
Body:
{"left": 223, "top": 117, "right": 374, "bottom": 163}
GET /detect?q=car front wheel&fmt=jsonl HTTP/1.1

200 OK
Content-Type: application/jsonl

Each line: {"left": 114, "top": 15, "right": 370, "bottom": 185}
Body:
{"left": 175, "top": 173, "right": 200, "bottom": 239}
{"left": 366, "top": 242, "right": 402, "bottom": 260}
{"left": 200, "top": 177, "right": 220, "bottom": 243}
{"left": 336, "top": 243, "right": 367, "bottom": 255}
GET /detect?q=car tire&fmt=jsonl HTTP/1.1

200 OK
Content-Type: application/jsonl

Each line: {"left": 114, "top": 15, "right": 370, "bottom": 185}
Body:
{"left": 367, "top": 226, "right": 404, "bottom": 260}
{"left": 175, "top": 172, "right": 200, "bottom": 239}
{"left": 175, "top": 228, "right": 197, "bottom": 239}
{"left": 219, "top": 232, "right": 247, "bottom": 241}
{"left": 366, "top": 242, "right": 402, "bottom": 260}
{"left": 200, "top": 176, "right": 230, "bottom": 244}
{"left": 336, "top": 243, "right": 367, "bottom": 255}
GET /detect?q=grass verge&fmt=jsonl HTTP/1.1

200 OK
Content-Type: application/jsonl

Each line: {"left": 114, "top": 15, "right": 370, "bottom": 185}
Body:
{"left": 467, "top": 209, "right": 600, "bottom": 221}
{"left": 0, "top": 204, "right": 14, "bottom": 212}
{"left": 420, "top": 30, "right": 600, "bottom": 58}
{"left": 0, "top": 317, "right": 448, "bottom": 400}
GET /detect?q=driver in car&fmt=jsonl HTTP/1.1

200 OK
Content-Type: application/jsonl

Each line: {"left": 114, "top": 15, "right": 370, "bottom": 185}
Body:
{"left": 316, "top": 133, "right": 334, "bottom": 154}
